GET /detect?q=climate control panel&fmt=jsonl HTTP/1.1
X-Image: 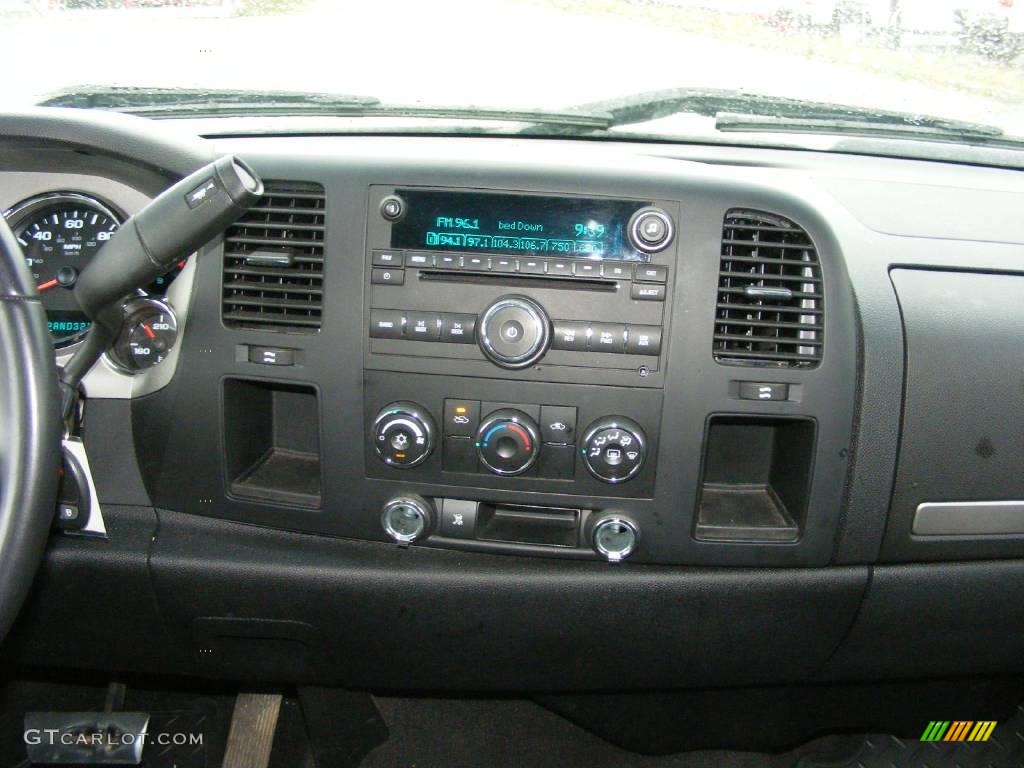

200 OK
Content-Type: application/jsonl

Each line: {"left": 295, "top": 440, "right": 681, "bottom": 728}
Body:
{"left": 365, "top": 372, "right": 661, "bottom": 500}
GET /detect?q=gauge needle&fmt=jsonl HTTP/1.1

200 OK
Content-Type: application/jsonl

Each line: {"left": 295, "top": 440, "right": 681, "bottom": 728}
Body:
{"left": 36, "top": 279, "right": 59, "bottom": 292}
{"left": 141, "top": 323, "right": 157, "bottom": 341}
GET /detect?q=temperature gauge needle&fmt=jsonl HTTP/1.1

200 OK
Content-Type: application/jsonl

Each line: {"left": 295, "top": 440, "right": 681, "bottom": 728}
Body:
{"left": 141, "top": 323, "right": 157, "bottom": 341}
{"left": 36, "top": 279, "right": 59, "bottom": 292}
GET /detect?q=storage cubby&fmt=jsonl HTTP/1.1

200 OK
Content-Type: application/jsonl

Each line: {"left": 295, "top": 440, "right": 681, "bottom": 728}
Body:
{"left": 223, "top": 379, "right": 321, "bottom": 508}
{"left": 695, "top": 416, "right": 815, "bottom": 542}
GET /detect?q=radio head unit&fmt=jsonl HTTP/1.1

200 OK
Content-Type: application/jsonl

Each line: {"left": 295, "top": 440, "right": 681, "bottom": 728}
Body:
{"left": 366, "top": 185, "right": 677, "bottom": 388}
{"left": 388, "top": 189, "right": 667, "bottom": 262}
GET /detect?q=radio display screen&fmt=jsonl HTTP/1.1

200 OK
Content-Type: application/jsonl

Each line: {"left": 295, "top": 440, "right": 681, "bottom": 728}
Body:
{"left": 390, "top": 190, "right": 651, "bottom": 262}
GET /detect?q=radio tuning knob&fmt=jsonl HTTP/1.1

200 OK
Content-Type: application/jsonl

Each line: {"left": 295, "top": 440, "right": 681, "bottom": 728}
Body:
{"left": 581, "top": 416, "right": 647, "bottom": 484}
{"left": 628, "top": 207, "right": 674, "bottom": 253}
{"left": 372, "top": 401, "right": 436, "bottom": 468}
{"left": 478, "top": 296, "right": 550, "bottom": 369}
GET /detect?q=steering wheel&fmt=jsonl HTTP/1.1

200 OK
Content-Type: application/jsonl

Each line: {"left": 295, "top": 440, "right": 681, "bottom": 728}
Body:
{"left": 0, "top": 214, "right": 62, "bottom": 644}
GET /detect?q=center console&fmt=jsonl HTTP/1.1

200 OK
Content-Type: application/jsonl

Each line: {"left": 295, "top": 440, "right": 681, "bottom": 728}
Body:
{"left": 362, "top": 186, "right": 677, "bottom": 558}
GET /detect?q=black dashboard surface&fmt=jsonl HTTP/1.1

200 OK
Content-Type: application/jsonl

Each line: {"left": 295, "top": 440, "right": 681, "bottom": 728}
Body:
{"left": 3, "top": 108, "right": 1024, "bottom": 692}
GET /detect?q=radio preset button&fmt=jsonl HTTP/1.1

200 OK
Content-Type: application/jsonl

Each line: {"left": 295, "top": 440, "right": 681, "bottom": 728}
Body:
{"left": 550, "top": 321, "right": 589, "bottom": 351}
{"left": 371, "top": 267, "right": 405, "bottom": 285}
{"left": 520, "top": 258, "right": 546, "bottom": 275}
{"left": 463, "top": 255, "right": 489, "bottom": 271}
{"left": 407, "top": 252, "right": 433, "bottom": 267}
{"left": 548, "top": 261, "right": 572, "bottom": 276}
{"left": 631, "top": 283, "right": 666, "bottom": 301}
{"left": 625, "top": 325, "right": 662, "bottom": 355}
{"left": 439, "top": 313, "right": 476, "bottom": 344}
{"left": 573, "top": 262, "right": 600, "bottom": 278}
{"left": 436, "top": 254, "right": 461, "bottom": 269}
{"left": 492, "top": 257, "right": 517, "bottom": 273}
{"left": 589, "top": 324, "right": 626, "bottom": 353}
{"left": 601, "top": 263, "right": 633, "bottom": 280}
{"left": 369, "top": 309, "right": 404, "bottom": 339}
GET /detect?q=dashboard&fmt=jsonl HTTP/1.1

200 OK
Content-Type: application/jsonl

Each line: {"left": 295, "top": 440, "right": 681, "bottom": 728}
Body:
{"left": 3, "top": 109, "right": 1024, "bottom": 695}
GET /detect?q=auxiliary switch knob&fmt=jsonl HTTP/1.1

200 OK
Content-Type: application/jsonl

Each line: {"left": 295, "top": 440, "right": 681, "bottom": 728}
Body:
{"left": 373, "top": 401, "right": 436, "bottom": 468}
{"left": 591, "top": 516, "right": 640, "bottom": 562}
{"left": 475, "top": 408, "right": 541, "bottom": 476}
{"left": 381, "top": 495, "right": 434, "bottom": 543}
{"left": 478, "top": 295, "right": 551, "bottom": 369}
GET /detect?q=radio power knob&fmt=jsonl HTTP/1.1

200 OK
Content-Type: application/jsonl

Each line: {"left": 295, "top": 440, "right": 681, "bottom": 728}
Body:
{"left": 478, "top": 296, "right": 551, "bottom": 369}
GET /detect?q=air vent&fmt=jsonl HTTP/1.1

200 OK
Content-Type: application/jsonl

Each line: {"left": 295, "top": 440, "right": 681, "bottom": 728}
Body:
{"left": 222, "top": 182, "right": 325, "bottom": 331}
{"left": 714, "top": 210, "right": 823, "bottom": 367}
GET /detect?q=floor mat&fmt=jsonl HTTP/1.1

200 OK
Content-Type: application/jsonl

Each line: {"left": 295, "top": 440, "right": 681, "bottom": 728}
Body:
{"left": 361, "top": 697, "right": 1024, "bottom": 768}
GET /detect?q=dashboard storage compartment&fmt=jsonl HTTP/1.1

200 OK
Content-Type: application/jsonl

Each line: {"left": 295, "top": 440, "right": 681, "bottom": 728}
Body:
{"left": 695, "top": 416, "right": 815, "bottom": 542}
{"left": 223, "top": 379, "right": 321, "bottom": 508}
{"left": 476, "top": 503, "right": 580, "bottom": 548}
{"left": 886, "top": 270, "right": 1024, "bottom": 561}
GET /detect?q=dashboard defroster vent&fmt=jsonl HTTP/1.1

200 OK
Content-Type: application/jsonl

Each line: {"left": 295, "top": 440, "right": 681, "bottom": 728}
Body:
{"left": 222, "top": 182, "right": 325, "bottom": 331}
{"left": 714, "top": 210, "right": 823, "bottom": 367}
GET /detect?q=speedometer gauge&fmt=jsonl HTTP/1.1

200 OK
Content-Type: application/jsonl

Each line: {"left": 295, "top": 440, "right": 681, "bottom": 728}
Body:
{"left": 5, "top": 193, "right": 121, "bottom": 349}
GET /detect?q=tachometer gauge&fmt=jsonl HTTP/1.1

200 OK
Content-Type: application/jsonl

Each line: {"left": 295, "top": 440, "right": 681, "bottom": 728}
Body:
{"left": 106, "top": 298, "right": 178, "bottom": 373}
{"left": 5, "top": 193, "right": 122, "bottom": 349}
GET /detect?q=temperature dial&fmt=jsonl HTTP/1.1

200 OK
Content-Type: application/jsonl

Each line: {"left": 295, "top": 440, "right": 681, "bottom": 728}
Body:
{"left": 475, "top": 409, "right": 541, "bottom": 476}
{"left": 373, "top": 401, "right": 436, "bottom": 468}
{"left": 107, "top": 298, "right": 178, "bottom": 373}
{"left": 581, "top": 416, "right": 647, "bottom": 484}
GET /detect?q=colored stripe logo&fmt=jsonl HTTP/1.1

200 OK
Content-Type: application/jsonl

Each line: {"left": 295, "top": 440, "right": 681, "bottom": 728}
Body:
{"left": 920, "top": 721, "right": 997, "bottom": 742}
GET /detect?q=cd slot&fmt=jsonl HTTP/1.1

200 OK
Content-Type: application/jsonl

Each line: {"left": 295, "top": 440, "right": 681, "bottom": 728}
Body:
{"left": 418, "top": 269, "right": 618, "bottom": 292}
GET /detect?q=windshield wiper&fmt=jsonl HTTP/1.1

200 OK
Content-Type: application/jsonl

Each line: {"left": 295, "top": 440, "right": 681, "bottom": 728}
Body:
{"left": 528, "top": 87, "right": 1005, "bottom": 141}
{"left": 37, "top": 86, "right": 613, "bottom": 130}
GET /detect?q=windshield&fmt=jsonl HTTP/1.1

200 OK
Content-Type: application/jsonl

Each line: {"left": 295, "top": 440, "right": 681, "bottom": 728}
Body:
{"left": 2, "top": 0, "right": 1023, "bottom": 162}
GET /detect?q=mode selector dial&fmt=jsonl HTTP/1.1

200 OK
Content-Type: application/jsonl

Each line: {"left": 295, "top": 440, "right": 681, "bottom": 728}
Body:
{"left": 478, "top": 296, "right": 550, "bottom": 369}
{"left": 373, "top": 401, "right": 436, "bottom": 468}
{"left": 476, "top": 409, "right": 541, "bottom": 476}
{"left": 581, "top": 416, "right": 647, "bottom": 484}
